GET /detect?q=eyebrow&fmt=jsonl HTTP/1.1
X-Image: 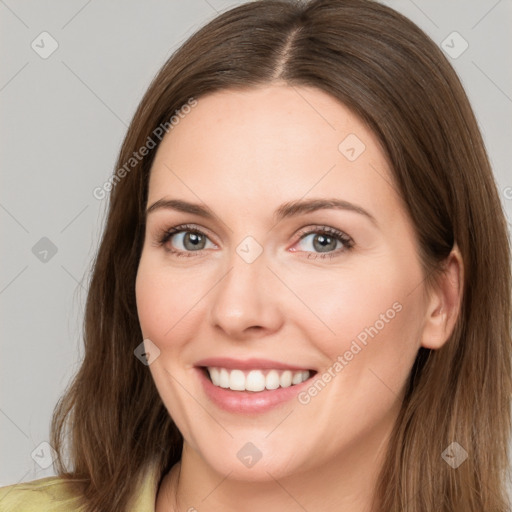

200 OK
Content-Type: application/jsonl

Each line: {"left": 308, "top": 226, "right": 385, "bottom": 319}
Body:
{"left": 145, "top": 198, "right": 377, "bottom": 226}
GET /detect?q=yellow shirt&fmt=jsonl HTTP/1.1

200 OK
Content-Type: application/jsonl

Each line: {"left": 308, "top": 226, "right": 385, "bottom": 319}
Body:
{"left": 0, "top": 461, "right": 162, "bottom": 511}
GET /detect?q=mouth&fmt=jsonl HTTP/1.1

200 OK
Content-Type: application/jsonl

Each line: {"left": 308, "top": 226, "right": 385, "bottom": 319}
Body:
{"left": 199, "top": 366, "right": 317, "bottom": 393}
{"left": 193, "top": 357, "right": 318, "bottom": 414}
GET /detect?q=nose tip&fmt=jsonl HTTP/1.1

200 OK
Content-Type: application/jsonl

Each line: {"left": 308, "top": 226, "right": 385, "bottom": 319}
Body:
{"left": 208, "top": 254, "right": 283, "bottom": 339}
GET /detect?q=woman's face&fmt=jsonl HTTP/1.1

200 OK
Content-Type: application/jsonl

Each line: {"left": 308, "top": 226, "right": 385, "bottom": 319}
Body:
{"left": 136, "top": 84, "right": 430, "bottom": 481}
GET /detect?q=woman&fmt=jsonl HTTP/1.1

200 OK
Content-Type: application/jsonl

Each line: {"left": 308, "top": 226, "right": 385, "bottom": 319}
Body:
{"left": 1, "top": 0, "right": 510, "bottom": 510}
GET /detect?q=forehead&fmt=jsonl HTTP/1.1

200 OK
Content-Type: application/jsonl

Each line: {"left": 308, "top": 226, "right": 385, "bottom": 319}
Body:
{"left": 147, "top": 84, "right": 404, "bottom": 226}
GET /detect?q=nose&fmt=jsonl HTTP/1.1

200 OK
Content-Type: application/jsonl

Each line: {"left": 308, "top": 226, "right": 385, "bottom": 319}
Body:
{"left": 208, "top": 249, "right": 284, "bottom": 339}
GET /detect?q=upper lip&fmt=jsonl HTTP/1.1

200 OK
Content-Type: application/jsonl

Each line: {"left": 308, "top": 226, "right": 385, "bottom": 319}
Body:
{"left": 195, "top": 357, "right": 314, "bottom": 372}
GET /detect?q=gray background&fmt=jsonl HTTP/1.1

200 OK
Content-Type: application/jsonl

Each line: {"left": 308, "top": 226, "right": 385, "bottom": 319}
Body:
{"left": 1, "top": 0, "right": 511, "bottom": 488}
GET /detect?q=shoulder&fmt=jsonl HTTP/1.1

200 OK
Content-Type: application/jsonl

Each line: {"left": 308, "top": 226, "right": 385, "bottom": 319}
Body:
{"left": 0, "top": 475, "right": 86, "bottom": 512}
{"left": 0, "top": 459, "right": 163, "bottom": 512}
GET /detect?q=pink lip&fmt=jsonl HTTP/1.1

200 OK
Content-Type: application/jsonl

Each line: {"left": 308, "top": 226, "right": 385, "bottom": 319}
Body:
{"left": 194, "top": 357, "right": 313, "bottom": 372}
{"left": 194, "top": 366, "right": 316, "bottom": 415}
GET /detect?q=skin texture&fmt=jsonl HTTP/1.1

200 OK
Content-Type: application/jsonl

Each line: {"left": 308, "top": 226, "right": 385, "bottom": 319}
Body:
{"left": 135, "top": 84, "right": 463, "bottom": 512}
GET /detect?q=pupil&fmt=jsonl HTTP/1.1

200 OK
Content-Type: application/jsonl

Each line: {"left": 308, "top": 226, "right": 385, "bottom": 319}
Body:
{"left": 184, "top": 232, "right": 205, "bottom": 250}
{"left": 313, "top": 234, "right": 336, "bottom": 252}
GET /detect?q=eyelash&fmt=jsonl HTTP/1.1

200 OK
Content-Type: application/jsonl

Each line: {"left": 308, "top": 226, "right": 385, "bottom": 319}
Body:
{"left": 155, "top": 223, "right": 354, "bottom": 260}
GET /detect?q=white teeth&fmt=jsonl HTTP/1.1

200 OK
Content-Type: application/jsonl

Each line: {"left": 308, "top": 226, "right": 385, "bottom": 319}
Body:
{"left": 266, "top": 370, "right": 280, "bottom": 390}
{"left": 229, "top": 370, "right": 245, "bottom": 391}
{"left": 206, "top": 367, "right": 311, "bottom": 392}
{"left": 219, "top": 368, "right": 230, "bottom": 388}
{"left": 280, "top": 370, "right": 292, "bottom": 388}
{"left": 292, "top": 371, "right": 303, "bottom": 385}
{"left": 246, "top": 370, "right": 266, "bottom": 392}
{"left": 209, "top": 367, "right": 220, "bottom": 386}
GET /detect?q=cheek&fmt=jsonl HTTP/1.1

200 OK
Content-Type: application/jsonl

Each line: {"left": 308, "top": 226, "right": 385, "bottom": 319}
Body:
{"left": 290, "top": 264, "right": 425, "bottom": 447}
{"left": 292, "top": 259, "right": 425, "bottom": 381}
{"left": 135, "top": 254, "right": 216, "bottom": 370}
{"left": 135, "top": 256, "right": 193, "bottom": 344}
{"left": 135, "top": 261, "right": 168, "bottom": 340}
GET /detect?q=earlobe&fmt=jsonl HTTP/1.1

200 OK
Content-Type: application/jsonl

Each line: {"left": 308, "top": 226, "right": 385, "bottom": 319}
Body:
{"left": 420, "top": 244, "right": 464, "bottom": 350}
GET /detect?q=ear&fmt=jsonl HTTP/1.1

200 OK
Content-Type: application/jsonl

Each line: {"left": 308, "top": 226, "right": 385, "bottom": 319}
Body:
{"left": 420, "top": 244, "right": 464, "bottom": 350}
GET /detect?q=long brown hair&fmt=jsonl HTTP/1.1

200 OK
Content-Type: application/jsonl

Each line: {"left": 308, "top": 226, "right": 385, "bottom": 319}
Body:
{"left": 50, "top": 1, "right": 512, "bottom": 510}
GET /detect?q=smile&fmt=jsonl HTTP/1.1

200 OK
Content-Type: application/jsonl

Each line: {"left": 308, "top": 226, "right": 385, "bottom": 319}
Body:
{"left": 206, "top": 367, "right": 311, "bottom": 392}
{"left": 194, "top": 357, "right": 318, "bottom": 413}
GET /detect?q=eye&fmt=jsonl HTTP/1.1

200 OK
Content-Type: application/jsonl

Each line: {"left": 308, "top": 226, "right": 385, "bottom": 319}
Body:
{"left": 156, "top": 224, "right": 216, "bottom": 257}
{"left": 292, "top": 226, "right": 354, "bottom": 259}
{"left": 155, "top": 223, "right": 354, "bottom": 260}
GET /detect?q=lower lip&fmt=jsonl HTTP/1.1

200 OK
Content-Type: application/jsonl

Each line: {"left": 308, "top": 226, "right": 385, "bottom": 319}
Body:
{"left": 195, "top": 367, "right": 315, "bottom": 414}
